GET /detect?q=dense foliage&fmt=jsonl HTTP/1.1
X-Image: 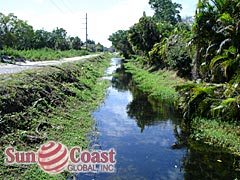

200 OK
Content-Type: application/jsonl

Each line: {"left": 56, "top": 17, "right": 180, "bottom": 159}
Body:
{"left": 177, "top": 0, "right": 240, "bottom": 123}
{"left": 109, "top": 0, "right": 191, "bottom": 77}
{"left": 108, "top": 30, "right": 134, "bottom": 59}
{"left": 109, "top": 0, "right": 240, "bottom": 127}
{"left": 128, "top": 13, "right": 161, "bottom": 57}
{"left": 149, "top": 0, "right": 182, "bottom": 25}
{"left": 192, "top": 0, "right": 240, "bottom": 83}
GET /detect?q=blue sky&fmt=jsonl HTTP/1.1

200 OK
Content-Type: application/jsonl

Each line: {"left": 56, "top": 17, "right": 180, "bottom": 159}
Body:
{"left": 1, "top": 0, "right": 197, "bottom": 47}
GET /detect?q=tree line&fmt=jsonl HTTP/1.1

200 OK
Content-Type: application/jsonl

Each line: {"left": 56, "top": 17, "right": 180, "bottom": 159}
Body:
{"left": 109, "top": 0, "right": 240, "bottom": 83}
{"left": 109, "top": 0, "right": 240, "bottom": 121}
{"left": 0, "top": 12, "right": 105, "bottom": 52}
{"left": 109, "top": 0, "right": 193, "bottom": 78}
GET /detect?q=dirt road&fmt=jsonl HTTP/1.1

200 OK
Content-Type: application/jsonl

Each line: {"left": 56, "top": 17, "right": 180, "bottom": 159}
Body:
{"left": 0, "top": 54, "right": 100, "bottom": 75}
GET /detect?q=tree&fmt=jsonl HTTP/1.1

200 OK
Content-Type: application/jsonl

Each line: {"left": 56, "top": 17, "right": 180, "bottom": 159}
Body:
{"left": 85, "top": 39, "right": 96, "bottom": 52}
{"left": 0, "top": 12, "right": 95, "bottom": 52}
{"left": 109, "top": 30, "right": 134, "bottom": 59}
{"left": 12, "top": 19, "right": 34, "bottom": 50}
{"left": 0, "top": 13, "right": 34, "bottom": 50}
{"left": 95, "top": 42, "right": 104, "bottom": 52}
{"left": 32, "top": 29, "right": 53, "bottom": 49}
{"left": 0, "top": 13, "right": 17, "bottom": 48}
{"left": 86, "top": 39, "right": 95, "bottom": 45}
{"left": 51, "top": 27, "right": 70, "bottom": 50}
{"left": 149, "top": 0, "right": 182, "bottom": 25}
{"left": 149, "top": 23, "right": 192, "bottom": 76}
{"left": 69, "top": 36, "right": 82, "bottom": 50}
{"left": 128, "top": 13, "right": 160, "bottom": 57}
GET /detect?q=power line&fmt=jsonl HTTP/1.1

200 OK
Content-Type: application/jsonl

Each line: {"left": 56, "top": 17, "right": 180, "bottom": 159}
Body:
{"left": 59, "top": 0, "right": 75, "bottom": 14}
{"left": 49, "top": 0, "right": 65, "bottom": 13}
{"left": 49, "top": 0, "right": 84, "bottom": 43}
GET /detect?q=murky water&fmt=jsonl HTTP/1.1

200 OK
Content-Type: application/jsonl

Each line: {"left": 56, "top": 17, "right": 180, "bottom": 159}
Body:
{"left": 75, "top": 58, "right": 240, "bottom": 180}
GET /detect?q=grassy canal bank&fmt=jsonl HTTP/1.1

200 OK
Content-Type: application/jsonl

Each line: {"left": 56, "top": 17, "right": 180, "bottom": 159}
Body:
{"left": 0, "top": 54, "right": 111, "bottom": 179}
{"left": 124, "top": 59, "right": 186, "bottom": 103}
{"left": 124, "top": 60, "right": 240, "bottom": 157}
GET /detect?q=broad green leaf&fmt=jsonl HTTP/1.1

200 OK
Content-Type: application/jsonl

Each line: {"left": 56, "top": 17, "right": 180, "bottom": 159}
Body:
{"left": 209, "top": 55, "right": 227, "bottom": 69}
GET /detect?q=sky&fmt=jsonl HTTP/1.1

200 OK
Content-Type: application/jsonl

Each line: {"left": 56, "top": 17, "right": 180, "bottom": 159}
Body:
{"left": 1, "top": 0, "right": 197, "bottom": 47}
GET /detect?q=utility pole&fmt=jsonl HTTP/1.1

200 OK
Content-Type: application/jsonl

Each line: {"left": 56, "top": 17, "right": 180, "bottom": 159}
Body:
{"left": 85, "top": 13, "right": 88, "bottom": 51}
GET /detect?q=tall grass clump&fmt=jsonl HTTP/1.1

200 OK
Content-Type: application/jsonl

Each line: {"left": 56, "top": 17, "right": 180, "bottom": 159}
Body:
{"left": 0, "top": 48, "right": 90, "bottom": 61}
{"left": 124, "top": 59, "right": 187, "bottom": 103}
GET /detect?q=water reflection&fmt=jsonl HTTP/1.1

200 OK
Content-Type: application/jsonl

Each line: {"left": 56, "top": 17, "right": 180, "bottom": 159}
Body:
{"left": 74, "top": 58, "right": 240, "bottom": 180}
{"left": 111, "top": 65, "right": 132, "bottom": 91}
{"left": 127, "top": 93, "right": 159, "bottom": 132}
{"left": 112, "top": 63, "right": 180, "bottom": 132}
{"left": 183, "top": 142, "right": 240, "bottom": 180}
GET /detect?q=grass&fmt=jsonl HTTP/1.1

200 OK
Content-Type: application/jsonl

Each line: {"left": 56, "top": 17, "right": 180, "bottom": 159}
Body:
{"left": 191, "top": 118, "right": 240, "bottom": 156}
{"left": 0, "top": 48, "right": 90, "bottom": 61}
{"left": 0, "top": 54, "right": 111, "bottom": 179}
{"left": 124, "top": 59, "right": 187, "bottom": 103}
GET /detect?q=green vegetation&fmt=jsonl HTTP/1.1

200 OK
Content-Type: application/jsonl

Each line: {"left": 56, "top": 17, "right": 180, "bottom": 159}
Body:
{"left": 191, "top": 118, "right": 240, "bottom": 156}
{"left": 176, "top": 83, "right": 240, "bottom": 122}
{"left": 149, "top": 0, "right": 182, "bottom": 25}
{"left": 124, "top": 59, "right": 186, "bottom": 103}
{"left": 109, "top": 0, "right": 240, "bottom": 155}
{"left": 0, "top": 48, "right": 89, "bottom": 61}
{"left": 108, "top": 30, "right": 134, "bottom": 59}
{"left": 0, "top": 54, "right": 111, "bottom": 179}
{"left": 109, "top": 0, "right": 192, "bottom": 78}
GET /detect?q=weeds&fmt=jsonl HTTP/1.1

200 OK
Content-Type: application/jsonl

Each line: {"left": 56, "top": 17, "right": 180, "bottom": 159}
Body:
{"left": 124, "top": 59, "right": 187, "bottom": 103}
{"left": 191, "top": 118, "right": 240, "bottom": 156}
{"left": 0, "top": 48, "right": 90, "bottom": 61}
{"left": 0, "top": 54, "right": 111, "bottom": 179}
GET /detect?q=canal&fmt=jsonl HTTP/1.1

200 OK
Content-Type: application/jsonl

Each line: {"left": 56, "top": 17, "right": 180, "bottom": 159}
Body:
{"left": 76, "top": 58, "right": 240, "bottom": 180}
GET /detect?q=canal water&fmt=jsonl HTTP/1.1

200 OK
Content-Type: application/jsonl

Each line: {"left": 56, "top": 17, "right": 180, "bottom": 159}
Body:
{"left": 76, "top": 58, "right": 240, "bottom": 180}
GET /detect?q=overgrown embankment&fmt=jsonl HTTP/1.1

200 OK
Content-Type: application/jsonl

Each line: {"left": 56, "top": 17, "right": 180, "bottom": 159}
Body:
{"left": 0, "top": 54, "right": 111, "bottom": 179}
{"left": 124, "top": 59, "right": 240, "bottom": 156}
{"left": 124, "top": 59, "right": 186, "bottom": 103}
{"left": 176, "top": 82, "right": 240, "bottom": 156}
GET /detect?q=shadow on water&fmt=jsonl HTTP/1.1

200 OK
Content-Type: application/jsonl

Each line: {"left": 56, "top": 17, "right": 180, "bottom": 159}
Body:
{"left": 115, "top": 67, "right": 179, "bottom": 133}
{"left": 182, "top": 144, "right": 240, "bottom": 180}
{"left": 71, "top": 58, "right": 240, "bottom": 180}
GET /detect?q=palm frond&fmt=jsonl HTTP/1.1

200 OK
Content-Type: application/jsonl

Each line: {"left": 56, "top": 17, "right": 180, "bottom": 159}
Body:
{"left": 209, "top": 54, "right": 227, "bottom": 69}
{"left": 206, "top": 43, "right": 217, "bottom": 56}
{"left": 221, "top": 59, "right": 235, "bottom": 78}
{"left": 217, "top": 25, "right": 234, "bottom": 34}
{"left": 217, "top": 38, "right": 232, "bottom": 54}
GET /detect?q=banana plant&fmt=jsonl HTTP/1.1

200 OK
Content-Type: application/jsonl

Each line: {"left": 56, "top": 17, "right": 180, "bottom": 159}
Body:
{"left": 192, "top": 0, "right": 240, "bottom": 83}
